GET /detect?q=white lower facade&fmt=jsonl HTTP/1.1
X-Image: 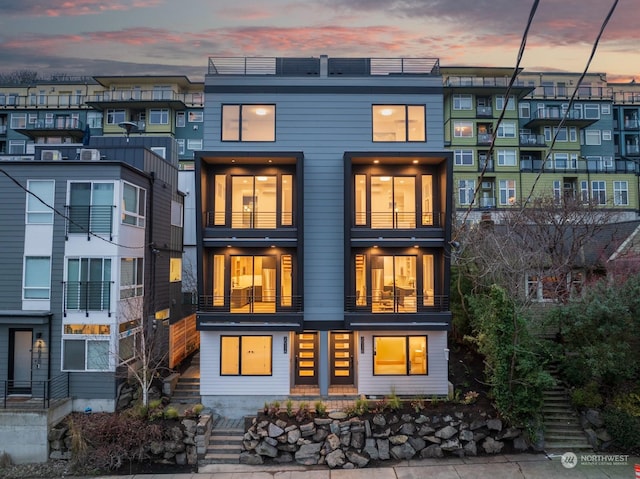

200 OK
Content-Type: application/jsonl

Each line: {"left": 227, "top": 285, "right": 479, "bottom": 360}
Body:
{"left": 199, "top": 329, "right": 449, "bottom": 417}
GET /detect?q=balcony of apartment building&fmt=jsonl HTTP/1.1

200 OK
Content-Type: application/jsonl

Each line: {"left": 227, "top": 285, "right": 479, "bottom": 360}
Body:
{"left": 477, "top": 123, "right": 493, "bottom": 145}
{"left": 478, "top": 152, "right": 494, "bottom": 172}
{"left": 476, "top": 96, "right": 492, "bottom": 118}
{"left": 528, "top": 84, "right": 613, "bottom": 101}
{"left": 524, "top": 107, "right": 598, "bottom": 128}
{"left": 14, "top": 116, "right": 86, "bottom": 142}
{"left": 520, "top": 154, "right": 637, "bottom": 174}
{"left": 613, "top": 91, "right": 640, "bottom": 105}
{"left": 519, "top": 132, "right": 547, "bottom": 147}
{"left": 195, "top": 152, "right": 304, "bottom": 331}
{"left": 85, "top": 87, "right": 203, "bottom": 110}
{"left": 0, "top": 91, "right": 93, "bottom": 110}
{"left": 622, "top": 110, "right": 640, "bottom": 130}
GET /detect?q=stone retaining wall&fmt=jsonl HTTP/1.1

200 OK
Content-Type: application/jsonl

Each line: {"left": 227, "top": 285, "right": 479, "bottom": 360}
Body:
{"left": 48, "top": 413, "right": 213, "bottom": 466}
{"left": 241, "top": 410, "right": 533, "bottom": 468}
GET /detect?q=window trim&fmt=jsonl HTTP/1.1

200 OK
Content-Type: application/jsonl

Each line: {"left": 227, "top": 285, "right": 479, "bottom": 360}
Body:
{"left": 121, "top": 181, "right": 146, "bottom": 227}
{"left": 26, "top": 179, "right": 55, "bottom": 224}
{"left": 23, "top": 256, "right": 51, "bottom": 300}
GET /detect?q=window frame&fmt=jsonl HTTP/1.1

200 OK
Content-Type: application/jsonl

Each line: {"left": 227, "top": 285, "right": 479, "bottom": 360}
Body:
{"left": 497, "top": 122, "right": 517, "bottom": 138}
{"left": 614, "top": 180, "right": 628, "bottom": 206}
{"left": 372, "top": 104, "right": 426, "bottom": 142}
{"left": 148, "top": 108, "right": 169, "bottom": 125}
{"left": 453, "top": 94, "right": 473, "bottom": 110}
{"left": 499, "top": 179, "right": 516, "bottom": 205}
{"left": 222, "top": 104, "right": 276, "bottom": 142}
{"left": 497, "top": 149, "right": 517, "bottom": 166}
{"left": 121, "top": 182, "right": 146, "bottom": 227}
{"left": 220, "top": 335, "right": 273, "bottom": 376}
{"left": 26, "top": 180, "right": 55, "bottom": 224}
{"left": 454, "top": 149, "right": 474, "bottom": 166}
{"left": 372, "top": 335, "right": 428, "bottom": 376}
{"left": 106, "top": 109, "right": 126, "bottom": 125}
{"left": 458, "top": 179, "right": 476, "bottom": 205}
{"left": 453, "top": 121, "right": 474, "bottom": 138}
{"left": 23, "top": 256, "right": 51, "bottom": 300}
{"left": 120, "top": 257, "right": 144, "bottom": 299}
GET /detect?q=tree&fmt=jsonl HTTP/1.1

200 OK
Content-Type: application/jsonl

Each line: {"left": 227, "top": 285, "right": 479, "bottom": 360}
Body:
{"left": 114, "top": 298, "right": 169, "bottom": 408}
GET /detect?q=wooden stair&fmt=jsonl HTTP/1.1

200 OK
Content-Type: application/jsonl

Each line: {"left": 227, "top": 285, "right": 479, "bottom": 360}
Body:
{"left": 171, "top": 376, "right": 200, "bottom": 404}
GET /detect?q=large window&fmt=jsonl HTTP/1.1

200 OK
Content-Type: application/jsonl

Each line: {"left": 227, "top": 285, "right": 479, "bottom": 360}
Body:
{"left": 371, "top": 255, "right": 418, "bottom": 313}
{"left": 372, "top": 105, "right": 425, "bottom": 142}
{"left": 355, "top": 174, "right": 432, "bottom": 228}
{"left": 120, "top": 258, "right": 143, "bottom": 299}
{"left": 106, "top": 109, "right": 126, "bottom": 125}
{"left": 149, "top": 108, "right": 169, "bottom": 125}
{"left": 11, "top": 113, "right": 26, "bottom": 129}
{"left": 122, "top": 182, "right": 146, "bottom": 227}
{"left": 63, "top": 337, "right": 110, "bottom": 371}
{"left": 373, "top": 336, "right": 427, "bottom": 375}
{"left": 499, "top": 179, "right": 516, "bottom": 205}
{"left": 495, "top": 95, "right": 515, "bottom": 111}
{"left": 66, "top": 258, "right": 112, "bottom": 310}
{"left": 497, "top": 149, "right": 517, "bottom": 166}
{"left": 24, "top": 256, "right": 51, "bottom": 299}
{"left": 220, "top": 336, "right": 272, "bottom": 375}
{"left": 454, "top": 150, "right": 474, "bottom": 166}
{"left": 213, "top": 174, "right": 292, "bottom": 228}
{"left": 497, "top": 122, "right": 517, "bottom": 138}
{"left": 591, "top": 181, "right": 607, "bottom": 205}
{"left": 26, "top": 180, "right": 54, "bottom": 224}
{"left": 458, "top": 179, "right": 475, "bottom": 205}
{"left": 68, "top": 182, "right": 114, "bottom": 235}
{"left": 453, "top": 94, "right": 472, "bottom": 110}
{"left": 614, "top": 181, "right": 629, "bottom": 206}
{"left": 453, "top": 121, "right": 473, "bottom": 138}
{"left": 222, "top": 104, "right": 275, "bottom": 141}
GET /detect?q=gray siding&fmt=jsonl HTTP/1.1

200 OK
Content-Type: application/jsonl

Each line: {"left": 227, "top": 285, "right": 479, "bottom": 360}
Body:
{"left": 203, "top": 84, "right": 446, "bottom": 320}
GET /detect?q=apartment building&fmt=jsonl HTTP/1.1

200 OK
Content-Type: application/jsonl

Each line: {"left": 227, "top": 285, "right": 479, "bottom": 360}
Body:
{"left": 444, "top": 68, "right": 639, "bottom": 222}
{"left": 194, "top": 56, "right": 453, "bottom": 413}
{"left": 0, "top": 76, "right": 202, "bottom": 418}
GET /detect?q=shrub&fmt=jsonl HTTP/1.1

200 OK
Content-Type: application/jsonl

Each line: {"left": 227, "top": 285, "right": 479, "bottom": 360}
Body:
{"left": 410, "top": 396, "right": 425, "bottom": 412}
{"left": 314, "top": 400, "right": 327, "bottom": 416}
{"left": 612, "top": 391, "right": 640, "bottom": 417}
{"left": 163, "top": 406, "right": 179, "bottom": 419}
{"left": 0, "top": 451, "right": 12, "bottom": 468}
{"left": 603, "top": 406, "right": 640, "bottom": 451}
{"left": 387, "top": 388, "right": 402, "bottom": 411}
{"left": 296, "top": 402, "right": 311, "bottom": 422}
{"left": 571, "top": 381, "right": 603, "bottom": 409}
{"left": 285, "top": 399, "right": 294, "bottom": 417}
{"left": 462, "top": 391, "right": 479, "bottom": 405}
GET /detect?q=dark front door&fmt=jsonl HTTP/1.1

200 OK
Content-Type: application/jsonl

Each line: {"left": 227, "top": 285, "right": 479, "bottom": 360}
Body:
{"left": 9, "top": 329, "right": 32, "bottom": 394}
{"left": 294, "top": 332, "right": 318, "bottom": 385}
{"left": 330, "top": 332, "right": 355, "bottom": 385}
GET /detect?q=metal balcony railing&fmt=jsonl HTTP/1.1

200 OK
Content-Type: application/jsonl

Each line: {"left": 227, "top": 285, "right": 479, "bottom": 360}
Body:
{"left": 355, "top": 211, "right": 443, "bottom": 228}
{"left": 519, "top": 133, "right": 546, "bottom": 146}
{"left": 2, "top": 373, "right": 69, "bottom": 409}
{"left": 198, "top": 294, "right": 303, "bottom": 313}
{"left": 63, "top": 281, "right": 113, "bottom": 317}
{"left": 205, "top": 211, "right": 295, "bottom": 228}
{"left": 345, "top": 294, "right": 450, "bottom": 312}
{"left": 65, "top": 205, "right": 114, "bottom": 240}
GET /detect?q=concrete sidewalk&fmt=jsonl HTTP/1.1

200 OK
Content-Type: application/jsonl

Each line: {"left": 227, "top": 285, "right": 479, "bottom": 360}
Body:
{"left": 95, "top": 453, "right": 640, "bottom": 478}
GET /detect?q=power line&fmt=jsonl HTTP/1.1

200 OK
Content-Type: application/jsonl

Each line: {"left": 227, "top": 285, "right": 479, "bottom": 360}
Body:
{"left": 522, "top": 0, "right": 620, "bottom": 207}
{"left": 454, "top": 0, "right": 540, "bottom": 234}
{"left": 0, "top": 166, "right": 146, "bottom": 251}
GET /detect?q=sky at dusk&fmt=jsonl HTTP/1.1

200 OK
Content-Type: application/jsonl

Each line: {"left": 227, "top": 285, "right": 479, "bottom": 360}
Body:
{"left": 0, "top": 0, "right": 637, "bottom": 82}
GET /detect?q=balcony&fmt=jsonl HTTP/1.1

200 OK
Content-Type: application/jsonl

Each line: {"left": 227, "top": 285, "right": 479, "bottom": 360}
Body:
{"left": 519, "top": 133, "right": 546, "bottom": 147}
{"left": 345, "top": 293, "right": 450, "bottom": 313}
{"left": 477, "top": 133, "right": 493, "bottom": 145}
{"left": 14, "top": 117, "right": 86, "bottom": 141}
{"left": 208, "top": 57, "right": 440, "bottom": 76}
{"left": 354, "top": 211, "right": 443, "bottom": 229}
{"left": 476, "top": 106, "right": 493, "bottom": 117}
{"left": 624, "top": 119, "right": 640, "bottom": 130}
{"left": 65, "top": 205, "right": 114, "bottom": 240}
{"left": 520, "top": 157, "right": 638, "bottom": 174}
{"left": 205, "top": 210, "right": 295, "bottom": 229}
{"left": 527, "top": 85, "right": 612, "bottom": 101}
{"left": 524, "top": 108, "right": 598, "bottom": 128}
{"left": 63, "top": 281, "right": 113, "bottom": 317}
{"left": 85, "top": 89, "right": 203, "bottom": 109}
{"left": 0, "top": 125, "right": 6, "bottom": 135}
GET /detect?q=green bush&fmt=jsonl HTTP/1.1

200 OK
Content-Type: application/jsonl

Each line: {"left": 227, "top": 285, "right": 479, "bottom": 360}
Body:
{"left": 163, "top": 406, "right": 179, "bottom": 419}
{"left": 603, "top": 406, "right": 640, "bottom": 451}
{"left": 571, "top": 381, "right": 603, "bottom": 409}
{"left": 314, "top": 400, "right": 327, "bottom": 416}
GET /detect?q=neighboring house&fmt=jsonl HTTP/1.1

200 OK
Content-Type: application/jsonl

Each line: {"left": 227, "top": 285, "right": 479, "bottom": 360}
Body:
{"left": 194, "top": 56, "right": 453, "bottom": 414}
{"left": 0, "top": 138, "right": 189, "bottom": 414}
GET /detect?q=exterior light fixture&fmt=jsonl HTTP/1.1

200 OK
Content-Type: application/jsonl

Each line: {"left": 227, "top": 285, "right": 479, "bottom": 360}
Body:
{"left": 380, "top": 108, "right": 394, "bottom": 116}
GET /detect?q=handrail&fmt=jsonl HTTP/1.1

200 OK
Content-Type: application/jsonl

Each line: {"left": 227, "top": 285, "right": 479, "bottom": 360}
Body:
{"left": 1, "top": 373, "right": 69, "bottom": 409}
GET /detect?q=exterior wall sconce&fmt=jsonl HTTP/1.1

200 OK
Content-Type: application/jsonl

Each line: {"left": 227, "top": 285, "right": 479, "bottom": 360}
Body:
{"left": 444, "top": 348, "right": 450, "bottom": 361}
{"left": 35, "top": 333, "right": 45, "bottom": 368}
{"left": 283, "top": 336, "right": 288, "bottom": 354}
{"left": 360, "top": 336, "right": 365, "bottom": 354}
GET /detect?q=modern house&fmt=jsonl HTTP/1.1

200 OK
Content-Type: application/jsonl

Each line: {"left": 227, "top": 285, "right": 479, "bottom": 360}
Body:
{"left": 194, "top": 56, "right": 453, "bottom": 413}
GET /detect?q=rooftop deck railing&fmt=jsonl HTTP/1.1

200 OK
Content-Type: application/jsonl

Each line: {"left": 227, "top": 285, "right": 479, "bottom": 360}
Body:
{"left": 208, "top": 57, "right": 440, "bottom": 76}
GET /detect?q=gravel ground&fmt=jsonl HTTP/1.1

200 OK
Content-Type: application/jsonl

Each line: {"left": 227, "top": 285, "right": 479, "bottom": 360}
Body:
{"left": 0, "top": 460, "right": 79, "bottom": 479}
